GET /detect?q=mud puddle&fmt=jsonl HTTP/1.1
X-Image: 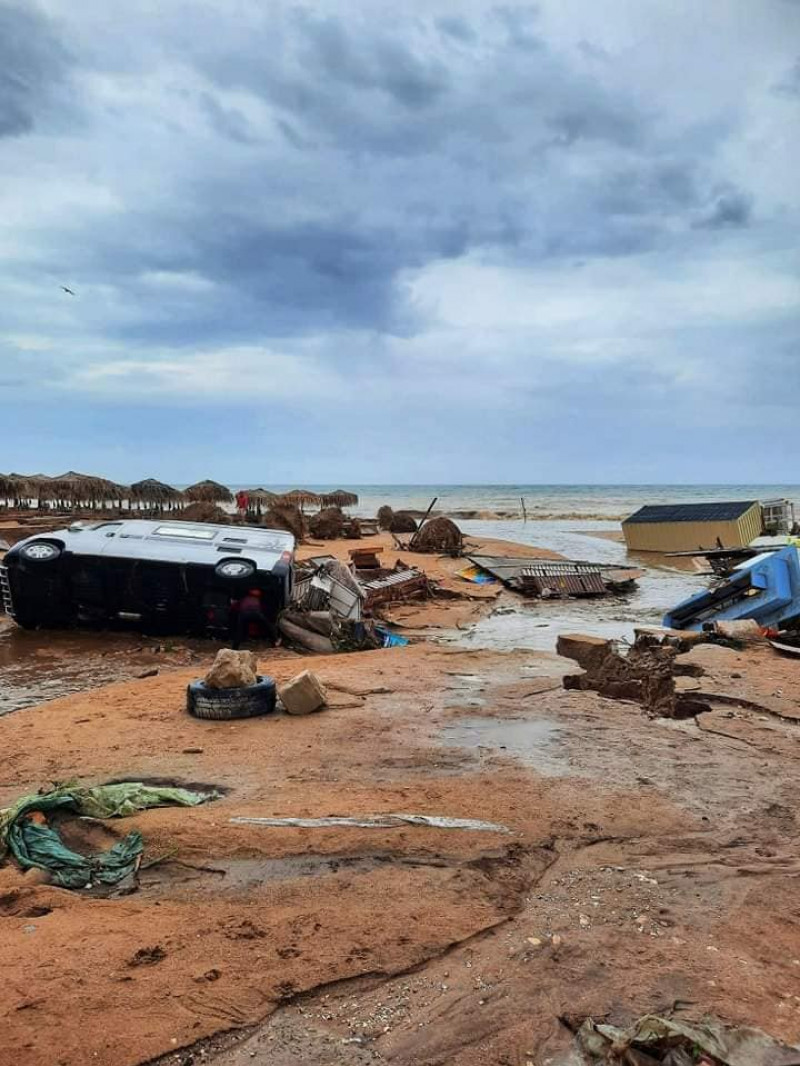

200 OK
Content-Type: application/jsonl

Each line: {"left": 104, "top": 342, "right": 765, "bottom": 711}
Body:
{"left": 440, "top": 715, "right": 568, "bottom": 776}
{"left": 138, "top": 851, "right": 458, "bottom": 899}
{"left": 0, "top": 622, "right": 238, "bottom": 715}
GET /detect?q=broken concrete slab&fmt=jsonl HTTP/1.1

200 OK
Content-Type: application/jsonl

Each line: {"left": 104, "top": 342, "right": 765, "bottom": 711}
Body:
{"left": 279, "top": 670, "right": 328, "bottom": 716}
{"left": 557, "top": 633, "right": 710, "bottom": 719}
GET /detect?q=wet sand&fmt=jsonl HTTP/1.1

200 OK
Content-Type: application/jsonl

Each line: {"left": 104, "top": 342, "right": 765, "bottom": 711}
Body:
{"left": 2, "top": 532, "right": 800, "bottom": 1065}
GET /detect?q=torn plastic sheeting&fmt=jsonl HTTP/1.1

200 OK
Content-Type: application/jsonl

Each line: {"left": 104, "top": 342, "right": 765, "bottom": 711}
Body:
{"left": 564, "top": 1014, "right": 800, "bottom": 1066}
{"left": 230, "top": 814, "right": 510, "bottom": 832}
{"left": 1, "top": 782, "right": 218, "bottom": 890}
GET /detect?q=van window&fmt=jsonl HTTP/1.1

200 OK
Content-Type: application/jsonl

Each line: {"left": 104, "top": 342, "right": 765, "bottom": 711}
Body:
{"left": 152, "top": 526, "right": 217, "bottom": 541}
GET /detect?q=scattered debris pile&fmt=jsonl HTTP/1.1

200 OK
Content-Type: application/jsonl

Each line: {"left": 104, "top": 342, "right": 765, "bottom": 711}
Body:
{"left": 391, "top": 511, "right": 418, "bottom": 533}
{"left": 466, "top": 555, "right": 643, "bottom": 599}
{"left": 281, "top": 553, "right": 424, "bottom": 652}
{"left": 377, "top": 504, "right": 394, "bottom": 530}
{"left": 0, "top": 782, "right": 216, "bottom": 890}
{"left": 557, "top": 632, "right": 711, "bottom": 718}
{"left": 664, "top": 545, "right": 800, "bottom": 632}
{"left": 181, "top": 501, "right": 230, "bottom": 524}
{"left": 411, "top": 516, "right": 463, "bottom": 554}
{"left": 308, "top": 506, "right": 346, "bottom": 540}
{"left": 262, "top": 502, "right": 307, "bottom": 541}
{"left": 557, "top": 1012, "right": 800, "bottom": 1066}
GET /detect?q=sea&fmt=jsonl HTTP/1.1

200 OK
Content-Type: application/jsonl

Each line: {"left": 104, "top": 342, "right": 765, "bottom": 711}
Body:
{"left": 248, "top": 483, "right": 800, "bottom": 522}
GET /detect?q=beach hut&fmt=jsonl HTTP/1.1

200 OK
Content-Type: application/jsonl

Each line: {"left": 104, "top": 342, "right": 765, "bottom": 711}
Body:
{"left": 185, "top": 479, "right": 234, "bottom": 504}
{"left": 321, "top": 489, "right": 359, "bottom": 508}
{"left": 279, "top": 489, "right": 321, "bottom": 512}
{"left": 130, "top": 478, "right": 185, "bottom": 512}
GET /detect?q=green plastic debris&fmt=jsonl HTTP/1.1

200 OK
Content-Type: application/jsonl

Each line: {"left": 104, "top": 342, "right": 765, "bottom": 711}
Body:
{"left": 0, "top": 782, "right": 218, "bottom": 890}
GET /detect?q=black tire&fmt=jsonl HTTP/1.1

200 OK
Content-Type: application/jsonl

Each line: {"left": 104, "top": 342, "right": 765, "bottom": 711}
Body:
{"left": 19, "top": 540, "right": 63, "bottom": 564}
{"left": 214, "top": 557, "right": 257, "bottom": 582}
{"left": 186, "top": 676, "right": 277, "bottom": 720}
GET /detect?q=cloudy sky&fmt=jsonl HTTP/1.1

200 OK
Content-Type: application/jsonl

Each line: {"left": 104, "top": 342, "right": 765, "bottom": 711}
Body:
{"left": 1, "top": 0, "right": 798, "bottom": 484}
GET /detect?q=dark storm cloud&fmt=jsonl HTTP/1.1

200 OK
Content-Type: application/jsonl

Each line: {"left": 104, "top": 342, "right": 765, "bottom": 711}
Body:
{"left": 0, "top": 2, "right": 70, "bottom": 137}
{"left": 8, "top": 1, "right": 742, "bottom": 349}
{"left": 0, "top": 0, "right": 798, "bottom": 485}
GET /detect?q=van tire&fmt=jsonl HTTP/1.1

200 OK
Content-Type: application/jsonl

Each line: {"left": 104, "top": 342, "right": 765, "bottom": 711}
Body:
{"left": 186, "top": 676, "right": 277, "bottom": 720}
{"left": 214, "top": 557, "right": 257, "bottom": 582}
{"left": 19, "top": 540, "right": 63, "bottom": 564}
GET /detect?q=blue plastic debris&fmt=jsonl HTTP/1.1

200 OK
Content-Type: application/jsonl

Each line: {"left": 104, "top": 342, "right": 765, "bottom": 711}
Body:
{"left": 375, "top": 626, "right": 410, "bottom": 648}
{"left": 664, "top": 546, "right": 800, "bottom": 632}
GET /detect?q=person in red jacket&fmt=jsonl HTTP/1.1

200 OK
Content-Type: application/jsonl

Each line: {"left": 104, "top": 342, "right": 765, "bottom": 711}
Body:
{"left": 230, "top": 588, "right": 277, "bottom": 647}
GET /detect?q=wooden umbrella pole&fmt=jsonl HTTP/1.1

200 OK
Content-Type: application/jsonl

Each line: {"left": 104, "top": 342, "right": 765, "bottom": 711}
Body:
{"left": 410, "top": 496, "right": 438, "bottom": 550}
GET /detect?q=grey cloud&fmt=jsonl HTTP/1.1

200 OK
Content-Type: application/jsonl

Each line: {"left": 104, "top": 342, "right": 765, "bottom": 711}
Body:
{"left": 695, "top": 187, "right": 754, "bottom": 229}
{"left": 199, "top": 92, "right": 257, "bottom": 144}
{"left": 435, "top": 16, "right": 477, "bottom": 43}
{"left": 773, "top": 57, "right": 800, "bottom": 96}
{"left": 0, "top": 2, "right": 70, "bottom": 137}
{"left": 493, "top": 4, "right": 543, "bottom": 51}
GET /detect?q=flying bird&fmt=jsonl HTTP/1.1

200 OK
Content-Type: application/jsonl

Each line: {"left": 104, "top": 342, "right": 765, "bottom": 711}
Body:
{"left": 61, "top": 286, "right": 76, "bottom": 296}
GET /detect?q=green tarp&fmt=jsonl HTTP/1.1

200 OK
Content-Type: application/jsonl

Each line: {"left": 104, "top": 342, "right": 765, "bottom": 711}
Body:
{"left": 0, "top": 782, "right": 217, "bottom": 890}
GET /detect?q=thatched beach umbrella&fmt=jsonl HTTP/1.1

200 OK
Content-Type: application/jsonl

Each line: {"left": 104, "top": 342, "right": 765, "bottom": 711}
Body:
{"left": 47, "top": 471, "right": 128, "bottom": 509}
{"left": 279, "top": 488, "right": 321, "bottom": 511}
{"left": 130, "top": 478, "right": 185, "bottom": 511}
{"left": 321, "top": 489, "right": 359, "bottom": 508}
{"left": 185, "top": 479, "right": 233, "bottom": 504}
{"left": 13, "top": 474, "right": 53, "bottom": 508}
{"left": 0, "top": 473, "right": 31, "bottom": 504}
{"left": 244, "top": 488, "right": 277, "bottom": 504}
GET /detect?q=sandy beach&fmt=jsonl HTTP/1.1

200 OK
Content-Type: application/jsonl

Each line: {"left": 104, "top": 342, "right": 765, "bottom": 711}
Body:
{"left": 2, "top": 529, "right": 800, "bottom": 1066}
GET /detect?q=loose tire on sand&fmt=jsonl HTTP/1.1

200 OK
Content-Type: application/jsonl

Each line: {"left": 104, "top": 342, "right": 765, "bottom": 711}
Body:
{"left": 186, "top": 677, "right": 277, "bottom": 720}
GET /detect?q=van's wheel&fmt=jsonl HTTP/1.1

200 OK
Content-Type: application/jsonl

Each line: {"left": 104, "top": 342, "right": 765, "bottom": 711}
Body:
{"left": 214, "top": 557, "right": 256, "bottom": 582}
{"left": 186, "top": 676, "right": 277, "bottom": 720}
{"left": 18, "top": 541, "right": 63, "bottom": 564}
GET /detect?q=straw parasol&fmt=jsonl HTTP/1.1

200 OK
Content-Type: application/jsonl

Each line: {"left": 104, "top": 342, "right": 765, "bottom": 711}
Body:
{"left": 185, "top": 479, "right": 234, "bottom": 504}
{"left": 0, "top": 473, "right": 31, "bottom": 501}
{"left": 130, "top": 478, "right": 185, "bottom": 508}
{"left": 44, "top": 471, "right": 128, "bottom": 506}
{"left": 12, "top": 474, "right": 52, "bottom": 506}
{"left": 321, "top": 489, "right": 359, "bottom": 508}
{"left": 279, "top": 489, "right": 321, "bottom": 510}
{"left": 244, "top": 488, "right": 277, "bottom": 504}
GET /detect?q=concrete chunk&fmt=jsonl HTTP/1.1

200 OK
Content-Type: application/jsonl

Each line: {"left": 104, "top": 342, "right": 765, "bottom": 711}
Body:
{"left": 279, "top": 670, "right": 328, "bottom": 716}
{"left": 556, "top": 633, "right": 614, "bottom": 669}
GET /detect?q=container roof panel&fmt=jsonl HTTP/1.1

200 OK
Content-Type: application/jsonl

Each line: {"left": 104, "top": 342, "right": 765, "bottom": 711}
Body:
{"left": 624, "top": 501, "right": 758, "bottom": 525}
